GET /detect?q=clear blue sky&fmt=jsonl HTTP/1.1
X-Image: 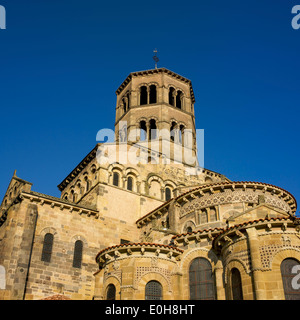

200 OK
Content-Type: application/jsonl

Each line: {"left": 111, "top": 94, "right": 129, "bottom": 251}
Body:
{"left": 0, "top": 0, "right": 299, "bottom": 215}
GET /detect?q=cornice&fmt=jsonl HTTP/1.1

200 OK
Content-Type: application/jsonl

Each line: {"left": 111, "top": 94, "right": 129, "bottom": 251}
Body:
{"left": 115, "top": 68, "right": 195, "bottom": 103}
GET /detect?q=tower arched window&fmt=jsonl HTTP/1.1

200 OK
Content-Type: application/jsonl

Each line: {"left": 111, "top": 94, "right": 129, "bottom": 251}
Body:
{"left": 41, "top": 233, "right": 54, "bottom": 263}
{"left": 179, "top": 125, "right": 185, "bottom": 144}
{"left": 127, "top": 176, "right": 133, "bottom": 191}
{"left": 149, "top": 119, "right": 157, "bottom": 140}
{"left": 149, "top": 85, "right": 157, "bottom": 104}
{"left": 169, "top": 87, "right": 175, "bottom": 106}
{"left": 231, "top": 268, "right": 243, "bottom": 300}
{"left": 145, "top": 280, "right": 163, "bottom": 300}
{"left": 73, "top": 240, "right": 83, "bottom": 269}
{"left": 140, "top": 121, "right": 147, "bottom": 141}
{"left": 113, "top": 172, "right": 120, "bottom": 187}
{"left": 106, "top": 284, "right": 116, "bottom": 300}
{"left": 170, "top": 122, "right": 177, "bottom": 142}
{"left": 140, "top": 86, "right": 147, "bottom": 105}
{"left": 165, "top": 187, "right": 172, "bottom": 201}
{"left": 176, "top": 90, "right": 183, "bottom": 109}
{"left": 281, "top": 258, "right": 300, "bottom": 300}
{"left": 189, "top": 257, "right": 215, "bottom": 300}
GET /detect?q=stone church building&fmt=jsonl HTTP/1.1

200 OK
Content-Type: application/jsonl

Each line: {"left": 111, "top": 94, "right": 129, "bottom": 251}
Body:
{"left": 0, "top": 67, "right": 299, "bottom": 300}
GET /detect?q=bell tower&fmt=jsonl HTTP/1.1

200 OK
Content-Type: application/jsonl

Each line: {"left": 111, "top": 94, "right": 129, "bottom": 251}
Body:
{"left": 114, "top": 68, "right": 198, "bottom": 166}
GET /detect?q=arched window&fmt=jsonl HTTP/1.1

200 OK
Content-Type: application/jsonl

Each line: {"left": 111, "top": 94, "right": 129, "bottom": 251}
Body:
{"left": 176, "top": 90, "right": 183, "bottom": 109}
{"left": 231, "top": 268, "right": 243, "bottom": 300}
{"left": 170, "top": 122, "right": 177, "bottom": 142}
{"left": 122, "top": 97, "right": 127, "bottom": 113}
{"left": 0, "top": 265, "right": 5, "bottom": 290}
{"left": 145, "top": 281, "right": 163, "bottom": 300}
{"left": 189, "top": 257, "right": 215, "bottom": 300}
{"left": 281, "top": 258, "right": 300, "bottom": 300}
{"left": 200, "top": 209, "right": 208, "bottom": 224}
{"left": 179, "top": 125, "right": 184, "bottom": 144}
{"left": 41, "top": 233, "right": 54, "bottom": 263}
{"left": 106, "top": 284, "right": 116, "bottom": 300}
{"left": 165, "top": 187, "right": 172, "bottom": 201}
{"left": 73, "top": 240, "right": 83, "bottom": 269}
{"left": 149, "top": 85, "right": 157, "bottom": 104}
{"left": 140, "top": 86, "right": 147, "bottom": 105}
{"left": 186, "top": 226, "right": 193, "bottom": 233}
{"left": 210, "top": 207, "right": 217, "bottom": 222}
{"left": 113, "top": 172, "right": 120, "bottom": 187}
{"left": 169, "top": 87, "right": 175, "bottom": 106}
{"left": 140, "top": 121, "right": 147, "bottom": 141}
{"left": 127, "top": 176, "right": 133, "bottom": 191}
{"left": 149, "top": 119, "right": 157, "bottom": 140}
{"left": 85, "top": 176, "right": 90, "bottom": 192}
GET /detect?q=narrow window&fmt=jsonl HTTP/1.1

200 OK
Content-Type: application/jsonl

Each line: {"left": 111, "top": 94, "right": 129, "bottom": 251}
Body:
{"left": 281, "top": 258, "right": 300, "bottom": 300}
{"left": 231, "top": 268, "right": 243, "bottom": 300}
{"left": 122, "top": 97, "right": 127, "bottom": 113}
{"left": 165, "top": 187, "right": 171, "bottom": 201}
{"left": 186, "top": 226, "right": 193, "bottom": 233}
{"left": 41, "top": 233, "right": 54, "bottom": 263}
{"left": 127, "top": 176, "right": 133, "bottom": 191}
{"left": 140, "top": 86, "right": 147, "bottom": 105}
{"left": 113, "top": 172, "right": 119, "bottom": 187}
{"left": 145, "top": 281, "right": 162, "bottom": 300}
{"left": 169, "top": 87, "right": 175, "bottom": 106}
{"left": 176, "top": 90, "right": 183, "bottom": 109}
{"left": 106, "top": 284, "right": 116, "bottom": 300}
{"left": 170, "top": 122, "right": 177, "bottom": 142}
{"left": 210, "top": 208, "right": 217, "bottom": 222}
{"left": 140, "top": 121, "right": 147, "bottom": 141}
{"left": 149, "top": 85, "right": 157, "bottom": 104}
{"left": 73, "top": 240, "right": 83, "bottom": 269}
{"left": 149, "top": 119, "right": 157, "bottom": 140}
{"left": 200, "top": 209, "right": 208, "bottom": 224}
{"left": 189, "top": 258, "right": 215, "bottom": 300}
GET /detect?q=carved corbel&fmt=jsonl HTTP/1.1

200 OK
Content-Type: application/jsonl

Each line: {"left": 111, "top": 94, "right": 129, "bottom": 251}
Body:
{"left": 167, "top": 251, "right": 173, "bottom": 258}
{"left": 235, "top": 230, "right": 243, "bottom": 238}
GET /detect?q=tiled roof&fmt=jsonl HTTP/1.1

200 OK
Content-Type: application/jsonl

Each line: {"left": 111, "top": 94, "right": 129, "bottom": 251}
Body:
{"left": 96, "top": 242, "right": 183, "bottom": 261}
{"left": 136, "top": 181, "right": 297, "bottom": 225}
{"left": 172, "top": 226, "right": 225, "bottom": 240}
{"left": 172, "top": 216, "right": 300, "bottom": 243}
{"left": 25, "top": 191, "right": 98, "bottom": 212}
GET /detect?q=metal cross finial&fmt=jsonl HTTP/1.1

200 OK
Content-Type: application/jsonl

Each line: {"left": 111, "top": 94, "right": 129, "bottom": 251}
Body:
{"left": 153, "top": 49, "right": 159, "bottom": 69}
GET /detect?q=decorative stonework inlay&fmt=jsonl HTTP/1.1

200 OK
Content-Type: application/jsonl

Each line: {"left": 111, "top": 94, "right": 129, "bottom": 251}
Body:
{"left": 180, "top": 189, "right": 291, "bottom": 217}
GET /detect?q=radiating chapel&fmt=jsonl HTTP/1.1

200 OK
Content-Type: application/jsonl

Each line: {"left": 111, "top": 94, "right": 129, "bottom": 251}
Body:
{"left": 0, "top": 67, "right": 299, "bottom": 300}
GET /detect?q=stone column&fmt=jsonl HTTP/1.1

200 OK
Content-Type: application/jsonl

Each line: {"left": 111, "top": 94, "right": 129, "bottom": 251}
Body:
{"left": 246, "top": 227, "right": 266, "bottom": 300}
{"left": 215, "top": 261, "right": 226, "bottom": 300}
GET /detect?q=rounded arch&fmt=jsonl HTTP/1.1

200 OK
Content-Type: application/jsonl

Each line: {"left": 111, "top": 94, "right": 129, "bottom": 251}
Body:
{"left": 147, "top": 175, "right": 164, "bottom": 199}
{"left": 136, "top": 271, "right": 172, "bottom": 300}
{"left": 182, "top": 220, "right": 196, "bottom": 233}
{"left": 39, "top": 227, "right": 57, "bottom": 238}
{"left": 70, "top": 234, "right": 88, "bottom": 247}
{"left": 270, "top": 247, "right": 300, "bottom": 271}
{"left": 103, "top": 276, "right": 121, "bottom": 301}
{"left": 108, "top": 164, "right": 125, "bottom": 185}
{"left": 179, "top": 248, "right": 219, "bottom": 300}
{"left": 225, "top": 259, "right": 249, "bottom": 300}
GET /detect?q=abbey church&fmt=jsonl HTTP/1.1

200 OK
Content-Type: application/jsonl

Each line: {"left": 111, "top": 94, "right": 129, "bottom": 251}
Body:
{"left": 0, "top": 67, "right": 299, "bottom": 300}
